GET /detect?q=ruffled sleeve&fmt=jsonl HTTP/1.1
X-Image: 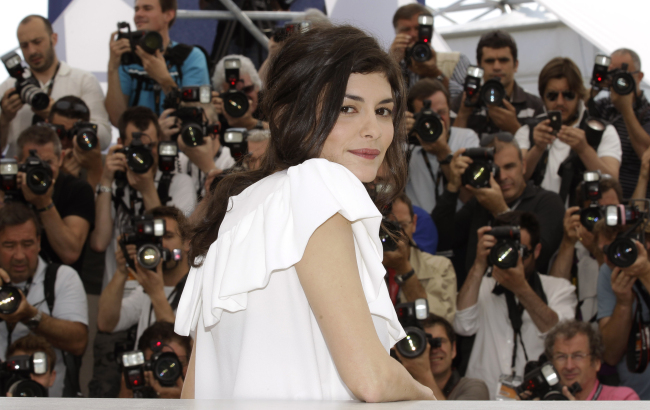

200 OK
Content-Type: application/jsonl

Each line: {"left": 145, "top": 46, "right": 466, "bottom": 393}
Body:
{"left": 175, "top": 158, "right": 405, "bottom": 345}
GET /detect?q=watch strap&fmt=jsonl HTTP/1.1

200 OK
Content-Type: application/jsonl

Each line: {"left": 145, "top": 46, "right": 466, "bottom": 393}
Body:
{"left": 395, "top": 269, "right": 416, "bottom": 286}
{"left": 36, "top": 202, "right": 55, "bottom": 213}
{"left": 25, "top": 310, "right": 42, "bottom": 331}
{"left": 439, "top": 154, "right": 453, "bottom": 165}
{"left": 96, "top": 184, "right": 112, "bottom": 195}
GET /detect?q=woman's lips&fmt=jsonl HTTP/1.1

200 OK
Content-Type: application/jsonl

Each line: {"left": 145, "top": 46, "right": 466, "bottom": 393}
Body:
{"left": 349, "top": 149, "right": 380, "bottom": 160}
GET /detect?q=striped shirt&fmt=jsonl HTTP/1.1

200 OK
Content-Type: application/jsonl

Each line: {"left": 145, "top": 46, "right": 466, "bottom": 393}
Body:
{"left": 401, "top": 52, "right": 472, "bottom": 101}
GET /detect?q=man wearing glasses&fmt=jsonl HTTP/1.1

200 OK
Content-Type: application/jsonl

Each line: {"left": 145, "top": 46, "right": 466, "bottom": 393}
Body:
{"left": 590, "top": 49, "right": 650, "bottom": 199}
{"left": 514, "top": 57, "right": 621, "bottom": 197}
{"left": 0, "top": 15, "right": 111, "bottom": 158}
{"left": 543, "top": 320, "right": 639, "bottom": 400}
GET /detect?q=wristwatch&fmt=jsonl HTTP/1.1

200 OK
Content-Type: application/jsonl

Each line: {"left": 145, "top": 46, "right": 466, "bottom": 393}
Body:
{"left": 439, "top": 154, "right": 453, "bottom": 165}
{"left": 394, "top": 269, "right": 416, "bottom": 286}
{"left": 24, "top": 310, "right": 42, "bottom": 331}
{"left": 96, "top": 184, "right": 112, "bottom": 195}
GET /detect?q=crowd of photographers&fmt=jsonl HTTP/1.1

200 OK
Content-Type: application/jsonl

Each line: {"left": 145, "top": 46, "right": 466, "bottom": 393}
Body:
{"left": 0, "top": 0, "right": 648, "bottom": 402}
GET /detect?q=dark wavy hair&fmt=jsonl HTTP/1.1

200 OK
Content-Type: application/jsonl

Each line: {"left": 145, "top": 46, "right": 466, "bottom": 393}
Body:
{"left": 189, "top": 25, "right": 408, "bottom": 266}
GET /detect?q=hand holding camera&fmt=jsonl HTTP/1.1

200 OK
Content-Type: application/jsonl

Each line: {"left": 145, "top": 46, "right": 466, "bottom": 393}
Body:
{"left": 394, "top": 337, "right": 434, "bottom": 383}
{"left": 135, "top": 46, "right": 173, "bottom": 89}
{"left": 108, "top": 30, "right": 132, "bottom": 71}
{"left": 382, "top": 231, "right": 411, "bottom": 274}
{"left": 101, "top": 144, "right": 127, "bottom": 186}
{"left": 562, "top": 206, "right": 581, "bottom": 244}
{"left": 467, "top": 174, "right": 508, "bottom": 216}
{"left": 158, "top": 108, "right": 180, "bottom": 140}
{"left": 556, "top": 126, "right": 588, "bottom": 154}
{"left": 389, "top": 33, "right": 412, "bottom": 63}
{"left": 610, "top": 267, "right": 637, "bottom": 307}
{"left": 0, "top": 352, "right": 50, "bottom": 397}
{"left": 446, "top": 148, "right": 472, "bottom": 192}
{"left": 532, "top": 119, "right": 556, "bottom": 150}
{"left": 143, "top": 368, "right": 184, "bottom": 398}
{"left": 0, "top": 88, "right": 24, "bottom": 122}
{"left": 17, "top": 150, "right": 54, "bottom": 209}
{"left": 115, "top": 237, "right": 137, "bottom": 277}
{"left": 474, "top": 226, "right": 497, "bottom": 269}
{"left": 486, "top": 99, "right": 519, "bottom": 133}
{"left": 491, "top": 250, "right": 527, "bottom": 295}
{"left": 0, "top": 268, "right": 37, "bottom": 325}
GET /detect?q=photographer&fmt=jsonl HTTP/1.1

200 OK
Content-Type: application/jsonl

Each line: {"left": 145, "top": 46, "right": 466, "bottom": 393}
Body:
{"left": 211, "top": 55, "right": 267, "bottom": 132}
{"left": 49, "top": 96, "right": 104, "bottom": 189}
{"left": 540, "top": 320, "right": 639, "bottom": 400}
{"left": 0, "top": 203, "right": 88, "bottom": 397}
{"left": 245, "top": 129, "right": 270, "bottom": 172}
{"left": 515, "top": 58, "right": 621, "bottom": 201}
{"left": 390, "top": 3, "right": 471, "bottom": 97}
{"left": 0, "top": 15, "right": 111, "bottom": 157}
{"left": 97, "top": 206, "right": 189, "bottom": 344}
{"left": 452, "top": 30, "right": 544, "bottom": 138}
{"left": 14, "top": 125, "right": 95, "bottom": 274}
{"left": 595, "top": 220, "right": 650, "bottom": 399}
{"left": 432, "top": 138, "right": 565, "bottom": 285}
{"left": 117, "top": 321, "right": 191, "bottom": 399}
{"left": 384, "top": 193, "right": 457, "bottom": 323}
{"left": 454, "top": 211, "right": 577, "bottom": 399}
{"left": 4, "top": 334, "right": 57, "bottom": 396}
{"left": 549, "top": 178, "right": 622, "bottom": 323}
{"left": 590, "top": 49, "right": 650, "bottom": 199}
{"left": 397, "top": 314, "right": 488, "bottom": 400}
{"left": 90, "top": 106, "right": 195, "bottom": 288}
{"left": 405, "top": 78, "right": 478, "bottom": 213}
{"left": 105, "top": 0, "right": 210, "bottom": 124}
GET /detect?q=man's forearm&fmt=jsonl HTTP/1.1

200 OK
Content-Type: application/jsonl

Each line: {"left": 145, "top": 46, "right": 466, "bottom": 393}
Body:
{"left": 90, "top": 190, "right": 114, "bottom": 252}
{"left": 97, "top": 270, "right": 128, "bottom": 332}
{"left": 141, "top": 185, "right": 162, "bottom": 211}
{"left": 549, "top": 239, "right": 575, "bottom": 281}
{"left": 600, "top": 304, "right": 634, "bottom": 365}
{"left": 632, "top": 175, "right": 649, "bottom": 202}
{"left": 39, "top": 207, "right": 88, "bottom": 265}
{"left": 400, "top": 270, "right": 428, "bottom": 302}
{"left": 524, "top": 146, "right": 545, "bottom": 180}
{"left": 106, "top": 69, "right": 128, "bottom": 126}
{"left": 0, "top": 115, "right": 10, "bottom": 153}
{"left": 516, "top": 284, "right": 558, "bottom": 333}
{"left": 577, "top": 146, "right": 618, "bottom": 178}
{"left": 35, "top": 313, "right": 88, "bottom": 356}
{"left": 149, "top": 289, "right": 175, "bottom": 324}
{"left": 622, "top": 109, "right": 650, "bottom": 158}
{"left": 457, "top": 263, "right": 484, "bottom": 311}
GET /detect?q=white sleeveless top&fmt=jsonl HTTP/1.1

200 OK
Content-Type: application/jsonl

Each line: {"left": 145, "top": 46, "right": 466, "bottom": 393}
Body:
{"left": 175, "top": 158, "right": 405, "bottom": 400}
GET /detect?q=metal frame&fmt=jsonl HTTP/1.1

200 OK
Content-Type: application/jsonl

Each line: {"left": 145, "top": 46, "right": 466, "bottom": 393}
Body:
{"left": 426, "top": 0, "right": 536, "bottom": 25}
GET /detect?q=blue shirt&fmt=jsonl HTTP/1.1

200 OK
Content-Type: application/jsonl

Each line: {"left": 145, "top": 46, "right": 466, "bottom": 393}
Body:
{"left": 597, "top": 263, "right": 650, "bottom": 399}
{"left": 412, "top": 205, "right": 437, "bottom": 255}
{"left": 119, "top": 41, "right": 209, "bottom": 114}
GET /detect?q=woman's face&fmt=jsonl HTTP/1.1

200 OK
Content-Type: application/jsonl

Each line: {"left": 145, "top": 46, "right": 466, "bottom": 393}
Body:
{"left": 320, "top": 72, "right": 395, "bottom": 183}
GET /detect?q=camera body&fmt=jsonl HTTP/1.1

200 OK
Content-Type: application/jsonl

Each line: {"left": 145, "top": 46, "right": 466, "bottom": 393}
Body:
{"left": 121, "top": 347, "right": 183, "bottom": 394}
{"left": 19, "top": 150, "right": 53, "bottom": 195}
{"left": 548, "top": 110, "right": 562, "bottom": 134}
{"left": 222, "top": 58, "right": 250, "bottom": 118}
{"left": 164, "top": 85, "right": 213, "bottom": 110}
{"left": 379, "top": 219, "right": 402, "bottom": 252}
{"left": 603, "top": 202, "right": 648, "bottom": 268}
{"left": 590, "top": 55, "right": 636, "bottom": 95}
{"left": 394, "top": 298, "right": 440, "bottom": 358}
{"left": 0, "top": 158, "right": 24, "bottom": 203}
{"left": 69, "top": 121, "right": 99, "bottom": 151}
{"left": 516, "top": 361, "right": 580, "bottom": 400}
{"left": 171, "top": 106, "right": 216, "bottom": 148}
{"left": 0, "top": 353, "right": 49, "bottom": 397}
{"left": 120, "top": 215, "right": 167, "bottom": 270}
{"left": 405, "top": 15, "right": 433, "bottom": 64}
{"left": 116, "top": 132, "right": 155, "bottom": 177}
{"left": 463, "top": 66, "right": 484, "bottom": 105}
{"left": 488, "top": 226, "right": 522, "bottom": 269}
{"left": 0, "top": 51, "right": 50, "bottom": 111}
{"left": 461, "top": 147, "right": 500, "bottom": 188}
{"left": 272, "top": 21, "right": 312, "bottom": 42}
{"left": 158, "top": 141, "right": 178, "bottom": 173}
{"left": 221, "top": 128, "right": 248, "bottom": 160}
{"left": 410, "top": 100, "right": 444, "bottom": 145}
{"left": 579, "top": 171, "right": 604, "bottom": 231}
{"left": 117, "top": 22, "right": 163, "bottom": 66}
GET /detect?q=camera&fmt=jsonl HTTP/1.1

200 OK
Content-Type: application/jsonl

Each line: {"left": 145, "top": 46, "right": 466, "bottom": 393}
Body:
{"left": 516, "top": 361, "right": 581, "bottom": 400}
{"left": 394, "top": 298, "right": 441, "bottom": 358}
{"left": 463, "top": 66, "right": 484, "bottom": 106}
{"left": 121, "top": 347, "right": 183, "bottom": 396}
{"left": 603, "top": 202, "right": 648, "bottom": 268}
{"left": 405, "top": 15, "right": 433, "bottom": 64}
{"left": 579, "top": 171, "right": 604, "bottom": 231}
{"left": 36, "top": 122, "right": 66, "bottom": 140}
{"left": 0, "top": 284, "right": 23, "bottom": 315}
{"left": 0, "top": 159, "right": 23, "bottom": 203}
{"left": 590, "top": 55, "right": 636, "bottom": 95}
{"left": 0, "top": 353, "right": 49, "bottom": 397}
{"left": 410, "top": 100, "right": 444, "bottom": 145}
{"left": 272, "top": 21, "right": 312, "bottom": 42}
{"left": 480, "top": 77, "right": 506, "bottom": 107}
{"left": 379, "top": 219, "right": 402, "bottom": 252}
{"left": 222, "top": 128, "right": 248, "bottom": 160}
{"left": 163, "top": 85, "right": 213, "bottom": 110}
{"left": 158, "top": 141, "right": 178, "bottom": 173}
{"left": 222, "top": 58, "right": 250, "bottom": 118}
{"left": 118, "top": 132, "right": 155, "bottom": 175}
{"left": 69, "top": 121, "right": 99, "bottom": 151}
{"left": 0, "top": 51, "right": 49, "bottom": 111}
{"left": 488, "top": 226, "right": 522, "bottom": 269}
{"left": 171, "top": 106, "right": 219, "bottom": 147}
{"left": 117, "top": 22, "right": 163, "bottom": 66}
{"left": 461, "top": 147, "right": 500, "bottom": 189}
{"left": 19, "top": 150, "right": 53, "bottom": 195}
{"left": 119, "top": 215, "right": 181, "bottom": 271}
{"left": 548, "top": 110, "right": 562, "bottom": 134}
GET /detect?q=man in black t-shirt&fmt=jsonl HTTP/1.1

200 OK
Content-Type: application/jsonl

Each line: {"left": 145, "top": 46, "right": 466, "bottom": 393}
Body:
{"left": 13, "top": 125, "right": 94, "bottom": 274}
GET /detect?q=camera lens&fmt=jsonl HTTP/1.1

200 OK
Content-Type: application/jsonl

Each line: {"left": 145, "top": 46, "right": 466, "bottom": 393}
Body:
{"left": 0, "top": 285, "right": 22, "bottom": 314}
{"left": 414, "top": 113, "right": 443, "bottom": 144}
{"left": 490, "top": 241, "right": 519, "bottom": 269}
{"left": 126, "top": 148, "right": 154, "bottom": 174}
{"left": 140, "top": 31, "right": 163, "bottom": 54}
{"left": 396, "top": 326, "right": 428, "bottom": 358}
{"left": 580, "top": 207, "right": 602, "bottom": 231}
{"left": 9, "top": 379, "right": 49, "bottom": 397}
{"left": 26, "top": 168, "right": 52, "bottom": 194}
{"left": 137, "top": 244, "right": 162, "bottom": 270}
{"left": 611, "top": 72, "right": 635, "bottom": 95}
{"left": 181, "top": 124, "right": 204, "bottom": 147}
{"left": 607, "top": 238, "right": 638, "bottom": 268}
{"left": 480, "top": 79, "right": 505, "bottom": 106}
{"left": 411, "top": 43, "right": 431, "bottom": 63}
{"left": 77, "top": 128, "right": 99, "bottom": 151}
{"left": 153, "top": 352, "right": 182, "bottom": 386}
{"left": 463, "top": 162, "right": 491, "bottom": 188}
{"left": 223, "top": 90, "right": 250, "bottom": 118}
{"left": 20, "top": 82, "right": 49, "bottom": 111}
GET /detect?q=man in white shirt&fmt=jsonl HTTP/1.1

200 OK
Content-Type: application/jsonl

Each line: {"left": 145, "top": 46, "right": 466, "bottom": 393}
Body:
{"left": 97, "top": 206, "right": 189, "bottom": 346}
{"left": 454, "top": 211, "right": 576, "bottom": 399}
{"left": 0, "top": 203, "right": 88, "bottom": 397}
{"left": 405, "top": 78, "right": 478, "bottom": 213}
{"left": 514, "top": 57, "right": 621, "bottom": 203}
{"left": 0, "top": 15, "right": 111, "bottom": 157}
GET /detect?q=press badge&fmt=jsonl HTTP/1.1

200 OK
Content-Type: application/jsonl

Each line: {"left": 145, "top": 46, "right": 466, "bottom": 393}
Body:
{"left": 495, "top": 373, "right": 522, "bottom": 401}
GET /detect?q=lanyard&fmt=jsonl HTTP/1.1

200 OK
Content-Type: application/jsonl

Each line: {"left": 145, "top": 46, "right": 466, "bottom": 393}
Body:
{"left": 591, "top": 382, "right": 603, "bottom": 400}
{"left": 147, "top": 274, "right": 188, "bottom": 327}
{"left": 43, "top": 63, "right": 61, "bottom": 96}
{"left": 420, "top": 130, "right": 452, "bottom": 202}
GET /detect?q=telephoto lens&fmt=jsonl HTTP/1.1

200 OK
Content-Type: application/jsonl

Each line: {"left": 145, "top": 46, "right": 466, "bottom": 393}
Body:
{"left": 394, "top": 298, "right": 430, "bottom": 358}
{"left": 480, "top": 78, "right": 505, "bottom": 106}
{"left": 223, "top": 58, "right": 250, "bottom": 118}
{"left": 0, "top": 285, "right": 23, "bottom": 314}
{"left": 461, "top": 147, "right": 499, "bottom": 189}
{"left": 488, "top": 226, "right": 521, "bottom": 269}
{"left": 70, "top": 121, "right": 99, "bottom": 151}
{"left": 412, "top": 100, "right": 444, "bottom": 144}
{"left": 123, "top": 132, "right": 154, "bottom": 174}
{"left": 584, "top": 117, "right": 607, "bottom": 147}
{"left": 19, "top": 150, "right": 53, "bottom": 195}
{"left": 18, "top": 78, "right": 50, "bottom": 111}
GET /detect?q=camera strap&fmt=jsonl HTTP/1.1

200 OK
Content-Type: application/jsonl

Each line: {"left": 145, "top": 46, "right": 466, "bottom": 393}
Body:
{"left": 45, "top": 63, "right": 61, "bottom": 97}
{"left": 627, "top": 282, "right": 650, "bottom": 373}
{"left": 421, "top": 149, "right": 445, "bottom": 202}
{"left": 147, "top": 274, "right": 188, "bottom": 328}
{"left": 157, "top": 173, "right": 173, "bottom": 206}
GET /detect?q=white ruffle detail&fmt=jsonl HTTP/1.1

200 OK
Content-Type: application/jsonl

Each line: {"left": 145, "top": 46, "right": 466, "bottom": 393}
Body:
{"left": 175, "top": 158, "right": 405, "bottom": 345}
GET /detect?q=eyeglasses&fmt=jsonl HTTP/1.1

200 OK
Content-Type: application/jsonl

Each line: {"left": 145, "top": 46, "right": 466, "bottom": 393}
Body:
{"left": 545, "top": 90, "right": 576, "bottom": 102}
{"left": 53, "top": 100, "right": 89, "bottom": 114}
{"left": 480, "top": 131, "right": 514, "bottom": 147}
{"left": 553, "top": 352, "right": 590, "bottom": 364}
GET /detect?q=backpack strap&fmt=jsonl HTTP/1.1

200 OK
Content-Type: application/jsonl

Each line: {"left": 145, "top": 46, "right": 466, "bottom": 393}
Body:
{"left": 157, "top": 173, "right": 174, "bottom": 206}
{"left": 44, "top": 263, "right": 60, "bottom": 314}
{"left": 165, "top": 43, "right": 194, "bottom": 85}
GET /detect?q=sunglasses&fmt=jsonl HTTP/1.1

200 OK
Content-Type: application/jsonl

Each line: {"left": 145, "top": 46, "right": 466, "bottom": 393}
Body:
{"left": 53, "top": 100, "right": 89, "bottom": 114}
{"left": 480, "top": 131, "right": 514, "bottom": 147}
{"left": 545, "top": 90, "right": 576, "bottom": 102}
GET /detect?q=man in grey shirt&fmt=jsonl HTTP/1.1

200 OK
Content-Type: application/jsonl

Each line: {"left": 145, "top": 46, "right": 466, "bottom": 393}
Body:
{"left": 406, "top": 78, "right": 479, "bottom": 214}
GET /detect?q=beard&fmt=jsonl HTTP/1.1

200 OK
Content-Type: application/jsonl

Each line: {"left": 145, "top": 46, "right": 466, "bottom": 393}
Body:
{"left": 28, "top": 41, "right": 56, "bottom": 73}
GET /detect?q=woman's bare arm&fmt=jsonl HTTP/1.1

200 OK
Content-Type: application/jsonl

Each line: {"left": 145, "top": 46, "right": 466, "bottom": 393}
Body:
{"left": 295, "top": 213, "right": 434, "bottom": 402}
{"left": 181, "top": 340, "right": 196, "bottom": 399}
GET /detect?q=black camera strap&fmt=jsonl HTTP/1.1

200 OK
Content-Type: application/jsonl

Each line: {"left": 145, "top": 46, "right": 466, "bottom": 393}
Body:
{"left": 627, "top": 282, "right": 650, "bottom": 373}
{"left": 157, "top": 173, "right": 173, "bottom": 206}
{"left": 420, "top": 130, "right": 452, "bottom": 202}
{"left": 147, "top": 273, "right": 188, "bottom": 328}
{"left": 45, "top": 63, "right": 61, "bottom": 97}
{"left": 442, "top": 369, "right": 462, "bottom": 398}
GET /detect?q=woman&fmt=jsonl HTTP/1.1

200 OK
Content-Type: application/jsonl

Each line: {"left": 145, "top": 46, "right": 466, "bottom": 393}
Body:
{"left": 175, "top": 25, "right": 435, "bottom": 402}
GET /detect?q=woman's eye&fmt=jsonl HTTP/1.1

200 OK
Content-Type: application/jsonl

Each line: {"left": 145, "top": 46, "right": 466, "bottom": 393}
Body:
{"left": 376, "top": 107, "right": 393, "bottom": 116}
{"left": 340, "top": 106, "right": 355, "bottom": 114}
